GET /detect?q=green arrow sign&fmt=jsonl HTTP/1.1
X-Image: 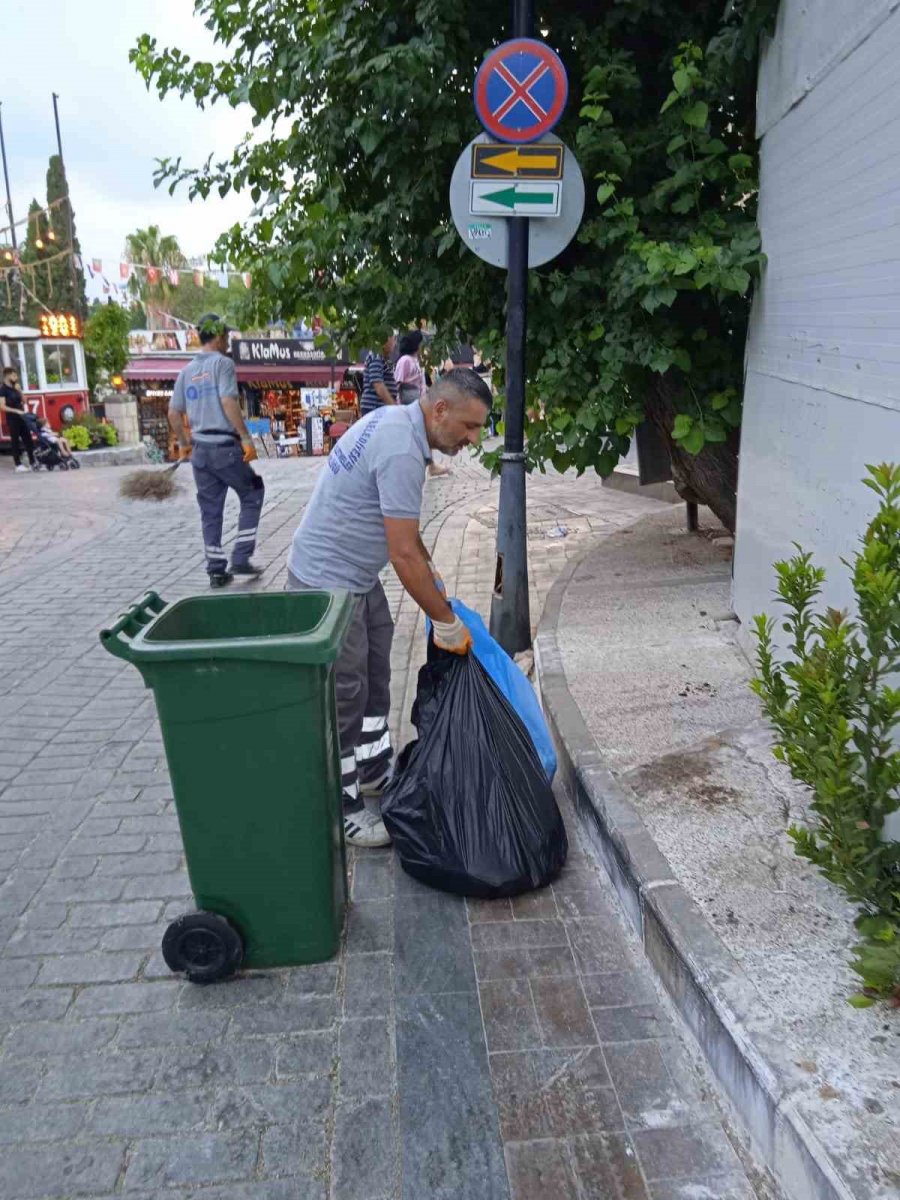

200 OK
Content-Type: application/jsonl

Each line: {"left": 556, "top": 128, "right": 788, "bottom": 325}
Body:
{"left": 469, "top": 180, "right": 562, "bottom": 218}
{"left": 481, "top": 187, "right": 556, "bottom": 208}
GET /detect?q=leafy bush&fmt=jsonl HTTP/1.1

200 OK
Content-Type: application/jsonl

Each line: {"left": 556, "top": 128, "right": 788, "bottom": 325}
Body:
{"left": 65, "top": 424, "right": 91, "bottom": 451}
{"left": 752, "top": 464, "right": 900, "bottom": 1007}
{"left": 98, "top": 423, "right": 118, "bottom": 446}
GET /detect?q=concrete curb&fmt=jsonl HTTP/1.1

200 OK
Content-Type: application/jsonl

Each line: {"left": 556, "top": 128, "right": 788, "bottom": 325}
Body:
{"left": 534, "top": 557, "right": 855, "bottom": 1200}
{"left": 73, "top": 445, "right": 148, "bottom": 468}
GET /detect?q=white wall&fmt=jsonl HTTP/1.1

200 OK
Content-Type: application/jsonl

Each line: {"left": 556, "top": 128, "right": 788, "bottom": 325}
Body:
{"left": 734, "top": 0, "right": 900, "bottom": 637}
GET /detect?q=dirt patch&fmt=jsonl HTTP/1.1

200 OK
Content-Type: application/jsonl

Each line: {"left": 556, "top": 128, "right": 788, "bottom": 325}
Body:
{"left": 629, "top": 746, "right": 740, "bottom": 807}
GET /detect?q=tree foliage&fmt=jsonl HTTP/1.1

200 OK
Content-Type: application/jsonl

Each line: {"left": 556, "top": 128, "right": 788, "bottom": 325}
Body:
{"left": 132, "top": 0, "right": 778, "bottom": 529}
{"left": 46, "top": 155, "right": 88, "bottom": 321}
{"left": 84, "top": 301, "right": 132, "bottom": 383}
{"left": 123, "top": 224, "right": 258, "bottom": 328}
{"left": 753, "top": 465, "right": 900, "bottom": 1006}
{"left": 124, "top": 225, "right": 187, "bottom": 328}
{"left": 0, "top": 156, "right": 87, "bottom": 325}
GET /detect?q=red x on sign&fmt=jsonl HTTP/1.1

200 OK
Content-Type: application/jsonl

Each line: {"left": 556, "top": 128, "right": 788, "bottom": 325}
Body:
{"left": 474, "top": 38, "right": 568, "bottom": 145}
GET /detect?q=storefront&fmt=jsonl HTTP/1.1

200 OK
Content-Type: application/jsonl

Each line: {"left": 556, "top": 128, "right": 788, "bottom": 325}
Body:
{"left": 124, "top": 339, "right": 361, "bottom": 459}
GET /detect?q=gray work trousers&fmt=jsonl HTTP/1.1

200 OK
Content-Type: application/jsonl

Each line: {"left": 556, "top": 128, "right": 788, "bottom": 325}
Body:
{"left": 192, "top": 441, "right": 265, "bottom": 575}
{"left": 287, "top": 572, "right": 394, "bottom": 813}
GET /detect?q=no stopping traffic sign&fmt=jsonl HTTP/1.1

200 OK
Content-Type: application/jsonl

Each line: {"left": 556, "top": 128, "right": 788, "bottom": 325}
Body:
{"left": 474, "top": 38, "right": 568, "bottom": 144}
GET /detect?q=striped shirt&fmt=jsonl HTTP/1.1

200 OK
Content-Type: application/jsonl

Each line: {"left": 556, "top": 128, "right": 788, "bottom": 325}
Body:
{"left": 360, "top": 351, "right": 398, "bottom": 414}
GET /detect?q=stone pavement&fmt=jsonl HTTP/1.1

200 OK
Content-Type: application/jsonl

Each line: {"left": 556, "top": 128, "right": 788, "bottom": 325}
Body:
{"left": 0, "top": 451, "right": 762, "bottom": 1199}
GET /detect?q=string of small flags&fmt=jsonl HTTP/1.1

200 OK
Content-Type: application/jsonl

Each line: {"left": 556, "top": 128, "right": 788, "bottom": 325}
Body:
{"left": 87, "top": 257, "right": 252, "bottom": 291}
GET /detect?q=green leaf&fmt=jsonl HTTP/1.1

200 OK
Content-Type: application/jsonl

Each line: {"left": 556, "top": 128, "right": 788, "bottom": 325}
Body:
{"left": 847, "top": 994, "right": 876, "bottom": 1009}
{"left": 683, "top": 101, "right": 709, "bottom": 128}
{"left": 596, "top": 183, "right": 615, "bottom": 206}
{"left": 672, "top": 413, "right": 693, "bottom": 440}
{"left": 660, "top": 90, "right": 679, "bottom": 114}
{"left": 673, "top": 68, "right": 691, "bottom": 95}
{"left": 728, "top": 153, "right": 753, "bottom": 172}
{"left": 681, "top": 425, "right": 705, "bottom": 454}
{"left": 666, "top": 134, "right": 686, "bottom": 154}
{"left": 580, "top": 104, "right": 603, "bottom": 120}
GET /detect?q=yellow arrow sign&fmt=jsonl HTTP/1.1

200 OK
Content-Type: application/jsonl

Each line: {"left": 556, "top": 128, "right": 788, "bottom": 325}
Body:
{"left": 471, "top": 143, "right": 564, "bottom": 180}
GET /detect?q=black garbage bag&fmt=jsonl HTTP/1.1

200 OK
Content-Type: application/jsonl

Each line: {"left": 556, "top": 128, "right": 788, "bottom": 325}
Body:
{"left": 381, "top": 645, "right": 568, "bottom": 898}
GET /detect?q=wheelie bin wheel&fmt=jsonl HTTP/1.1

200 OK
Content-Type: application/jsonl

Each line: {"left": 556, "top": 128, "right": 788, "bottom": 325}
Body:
{"left": 161, "top": 911, "right": 244, "bottom": 984}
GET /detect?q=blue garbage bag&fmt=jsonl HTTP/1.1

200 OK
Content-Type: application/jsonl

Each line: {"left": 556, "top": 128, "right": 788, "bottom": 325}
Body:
{"left": 434, "top": 599, "right": 557, "bottom": 781}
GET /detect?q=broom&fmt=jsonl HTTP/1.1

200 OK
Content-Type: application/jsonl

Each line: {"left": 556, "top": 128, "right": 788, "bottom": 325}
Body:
{"left": 119, "top": 459, "right": 185, "bottom": 501}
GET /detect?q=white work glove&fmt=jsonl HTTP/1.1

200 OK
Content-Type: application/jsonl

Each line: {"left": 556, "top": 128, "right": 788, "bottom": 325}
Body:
{"left": 432, "top": 614, "right": 473, "bottom": 656}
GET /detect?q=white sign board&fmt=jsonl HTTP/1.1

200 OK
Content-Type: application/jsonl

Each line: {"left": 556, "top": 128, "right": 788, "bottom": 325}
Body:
{"left": 469, "top": 181, "right": 562, "bottom": 218}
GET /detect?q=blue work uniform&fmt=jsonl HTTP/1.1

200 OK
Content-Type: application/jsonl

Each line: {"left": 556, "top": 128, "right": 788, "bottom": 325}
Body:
{"left": 170, "top": 350, "right": 264, "bottom": 575}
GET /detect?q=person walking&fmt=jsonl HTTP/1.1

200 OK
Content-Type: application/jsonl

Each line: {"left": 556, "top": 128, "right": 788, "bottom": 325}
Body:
{"left": 0, "top": 368, "right": 37, "bottom": 472}
{"left": 286, "top": 368, "right": 493, "bottom": 847}
{"left": 359, "top": 332, "right": 398, "bottom": 416}
{"left": 168, "top": 314, "right": 265, "bottom": 588}
{"left": 394, "top": 331, "right": 450, "bottom": 478}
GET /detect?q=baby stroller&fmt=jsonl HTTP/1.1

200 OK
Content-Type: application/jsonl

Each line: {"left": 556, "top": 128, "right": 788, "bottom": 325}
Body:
{"left": 31, "top": 417, "right": 79, "bottom": 471}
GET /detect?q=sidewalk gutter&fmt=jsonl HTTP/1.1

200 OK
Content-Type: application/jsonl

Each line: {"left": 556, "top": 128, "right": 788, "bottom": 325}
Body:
{"left": 535, "top": 559, "right": 855, "bottom": 1200}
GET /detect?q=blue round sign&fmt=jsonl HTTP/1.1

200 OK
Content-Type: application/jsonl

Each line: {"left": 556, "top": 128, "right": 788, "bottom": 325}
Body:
{"left": 474, "top": 38, "right": 568, "bottom": 145}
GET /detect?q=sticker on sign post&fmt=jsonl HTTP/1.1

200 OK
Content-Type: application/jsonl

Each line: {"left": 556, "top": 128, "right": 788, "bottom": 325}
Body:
{"left": 470, "top": 181, "right": 562, "bottom": 217}
{"left": 474, "top": 38, "right": 568, "bottom": 145}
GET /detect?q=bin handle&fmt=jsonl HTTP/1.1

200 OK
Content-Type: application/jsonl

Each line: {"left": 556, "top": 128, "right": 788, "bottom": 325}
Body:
{"left": 100, "top": 591, "right": 167, "bottom": 662}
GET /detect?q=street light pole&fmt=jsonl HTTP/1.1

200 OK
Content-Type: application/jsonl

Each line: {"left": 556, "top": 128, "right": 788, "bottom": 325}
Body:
{"left": 489, "top": 0, "right": 534, "bottom": 655}
{"left": 52, "top": 93, "right": 80, "bottom": 302}
{"left": 0, "top": 102, "right": 23, "bottom": 317}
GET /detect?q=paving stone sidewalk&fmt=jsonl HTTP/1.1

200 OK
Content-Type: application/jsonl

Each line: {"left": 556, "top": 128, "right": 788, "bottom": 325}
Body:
{"left": 0, "top": 453, "right": 762, "bottom": 1199}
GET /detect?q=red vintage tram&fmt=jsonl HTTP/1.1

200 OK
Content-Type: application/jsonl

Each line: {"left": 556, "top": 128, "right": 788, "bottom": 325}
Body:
{"left": 0, "top": 313, "right": 90, "bottom": 444}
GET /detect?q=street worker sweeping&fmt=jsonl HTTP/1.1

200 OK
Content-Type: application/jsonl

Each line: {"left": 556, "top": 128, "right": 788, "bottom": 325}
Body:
{"left": 168, "top": 314, "right": 265, "bottom": 587}
{"left": 286, "top": 367, "right": 493, "bottom": 847}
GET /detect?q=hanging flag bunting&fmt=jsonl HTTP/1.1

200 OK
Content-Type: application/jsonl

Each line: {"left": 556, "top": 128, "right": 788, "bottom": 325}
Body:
{"left": 193, "top": 269, "right": 204, "bottom": 287}
{"left": 147, "top": 266, "right": 160, "bottom": 284}
{"left": 168, "top": 268, "right": 180, "bottom": 286}
{"left": 91, "top": 257, "right": 102, "bottom": 273}
{"left": 243, "top": 272, "right": 252, "bottom": 289}
{"left": 86, "top": 264, "right": 95, "bottom": 279}
{"left": 120, "top": 262, "right": 130, "bottom": 281}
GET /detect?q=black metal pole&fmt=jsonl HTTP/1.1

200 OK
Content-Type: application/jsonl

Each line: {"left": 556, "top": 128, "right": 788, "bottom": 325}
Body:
{"left": 0, "top": 103, "right": 23, "bottom": 316}
{"left": 52, "top": 93, "right": 80, "bottom": 301}
{"left": 489, "top": 0, "right": 535, "bottom": 654}
{"left": 0, "top": 105, "right": 18, "bottom": 256}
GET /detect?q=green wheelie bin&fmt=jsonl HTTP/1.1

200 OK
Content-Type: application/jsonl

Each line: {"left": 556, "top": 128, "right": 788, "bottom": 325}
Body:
{"left": 100, "top": 588, "right": 354, "bottom": 983}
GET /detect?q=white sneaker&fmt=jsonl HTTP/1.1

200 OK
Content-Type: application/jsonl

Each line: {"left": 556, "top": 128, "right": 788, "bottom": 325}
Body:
{"left": 15, "top": 464, "right": 29, "bottom": 473}
{"left": 344, "top": 808, "right": 391, "bottom": 848}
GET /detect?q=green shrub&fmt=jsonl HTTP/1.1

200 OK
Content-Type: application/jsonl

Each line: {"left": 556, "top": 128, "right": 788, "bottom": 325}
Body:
{"left": 752, "top": 464, "right": 900, "bottom": 1007}
{"left": 98, "top": 423, "right": 118, "bottom": 446}
{"left": 65, "top": 424, "right": 91, "bottom": 451}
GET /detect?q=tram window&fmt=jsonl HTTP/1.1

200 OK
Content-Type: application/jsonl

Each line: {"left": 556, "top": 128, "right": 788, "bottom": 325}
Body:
{"left": 42, "top": 343, "right": 78, "bottom": 388}
{"left": 23, "top": 343, "right": 39, "bottom": 390}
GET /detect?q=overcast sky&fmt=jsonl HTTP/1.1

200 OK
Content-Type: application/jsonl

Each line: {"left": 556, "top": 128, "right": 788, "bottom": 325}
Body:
{"left": 2, "top": 0, "right": 251, "bottom": 301}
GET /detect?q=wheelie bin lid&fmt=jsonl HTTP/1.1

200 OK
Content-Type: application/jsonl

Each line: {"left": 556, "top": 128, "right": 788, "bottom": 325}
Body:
{"left": 100, "top": 589, "right": 355, "bottom": 666}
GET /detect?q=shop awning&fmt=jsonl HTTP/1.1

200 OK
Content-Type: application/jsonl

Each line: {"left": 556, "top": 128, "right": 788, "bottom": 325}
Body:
{"left": 238, "top": 363, "right": 340, "bottom": 385}
{"left": 125, "top": 357, "right": 362, "bottom": 385}
{"left": 124, "top": 356, "right": 193, "bottom": 381}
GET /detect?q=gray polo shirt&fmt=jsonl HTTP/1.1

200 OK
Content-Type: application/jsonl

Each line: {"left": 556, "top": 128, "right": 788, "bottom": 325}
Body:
{"left": 288, "top": 402, "right": 430, "bottom": 593}
{"left": 170, "top": 350, "right": 239, "bottom": 444}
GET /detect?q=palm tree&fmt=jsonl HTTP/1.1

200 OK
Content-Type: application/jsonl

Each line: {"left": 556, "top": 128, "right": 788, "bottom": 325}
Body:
{"left": 123, "top": 226, "right": 186, "bottom": 330}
